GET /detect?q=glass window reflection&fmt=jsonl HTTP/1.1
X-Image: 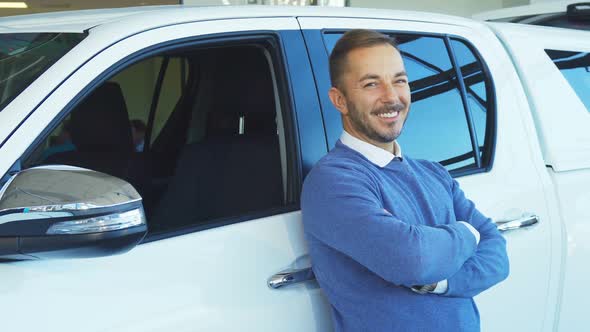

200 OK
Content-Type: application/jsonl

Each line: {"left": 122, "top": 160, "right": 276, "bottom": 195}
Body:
{"left": 546, "top": 49, "right": 590, "bottom": 112}
{"left": 451, "top": 39, "right": 489, "bottom": 157}
{"left": 323, "top": 32, "right": 492, "bottom": 172}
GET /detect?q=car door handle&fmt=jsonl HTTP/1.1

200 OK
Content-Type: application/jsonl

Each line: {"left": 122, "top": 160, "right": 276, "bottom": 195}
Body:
{"left": 495, "top": 214, "right": 539, "bottom": 232}
{"left": 268, "top": 267, "right": 315, "bottom": 289}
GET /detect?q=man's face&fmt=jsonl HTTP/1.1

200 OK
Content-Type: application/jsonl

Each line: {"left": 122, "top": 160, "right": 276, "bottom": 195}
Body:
{"left": 329, "top": 44, "right": 411, "bottom": 149}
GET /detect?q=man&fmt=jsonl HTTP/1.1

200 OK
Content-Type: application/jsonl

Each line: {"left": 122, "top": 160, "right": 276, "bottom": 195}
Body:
{"left": 41, "top": 121, "right": 75, "bottom": 161}
{"left": 130, "top": 119, "right": 146, "bottom": 152}
{"left": 301, "top": 29, "right": 509, "bottom": 332}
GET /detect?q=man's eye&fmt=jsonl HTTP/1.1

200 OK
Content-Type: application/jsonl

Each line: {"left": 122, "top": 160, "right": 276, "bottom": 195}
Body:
{"left": 364, "top": 82, "right": 377, "bottom": 88}
{"left": 396, "top": 79, "right": 408, "bottom": 84}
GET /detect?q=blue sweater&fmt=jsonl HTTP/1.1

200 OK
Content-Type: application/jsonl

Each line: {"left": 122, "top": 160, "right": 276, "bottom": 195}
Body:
{"left": 301, "top": 141, "right": 509, "bottom": 332}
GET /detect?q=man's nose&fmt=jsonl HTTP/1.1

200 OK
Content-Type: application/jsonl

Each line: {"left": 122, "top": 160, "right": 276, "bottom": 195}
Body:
{"left": 380, "top": 82, "right": 400, "bottom": 103}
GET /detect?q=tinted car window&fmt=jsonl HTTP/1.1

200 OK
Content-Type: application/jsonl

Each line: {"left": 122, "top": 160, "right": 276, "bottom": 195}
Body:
{"left": 451, "top": 39, "right": 491, "bottom": 160}
{"left": 395, "top": 36, "right": 473, "bottom": 170}
{"left": 323, "top": 32, "right": 494, "bottom": 173}
{"left": 546, "top": 49, "right": 590, "bottom": 112}
{"left": 24, "top": 44, "right": 290, "bottom": 236}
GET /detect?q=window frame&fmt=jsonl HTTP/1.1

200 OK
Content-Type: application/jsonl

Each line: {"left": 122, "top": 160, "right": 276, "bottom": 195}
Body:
{"left": 318, "top": 29, "right": 497, "bottom": 178}
{"left": 16, "top": 31, "right": 302, "bottom": 243}
{"left": 446, "top": 36, "right": 497, "bottom": 176}
{"left": 141, "top": 55, "right": 190, "bottom": 149}
{"left": 145, "top": 55, "right": 170, "bottom": 150}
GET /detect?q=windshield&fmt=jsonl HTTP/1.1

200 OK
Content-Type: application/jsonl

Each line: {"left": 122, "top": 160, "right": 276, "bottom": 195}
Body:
{"left": 0, "top": 33, "right": 86, "bottom": 112}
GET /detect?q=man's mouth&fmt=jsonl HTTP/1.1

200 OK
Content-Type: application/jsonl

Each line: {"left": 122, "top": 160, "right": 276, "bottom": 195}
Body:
{"left": 376, "top": 111, "right": 399, "bottom": 118}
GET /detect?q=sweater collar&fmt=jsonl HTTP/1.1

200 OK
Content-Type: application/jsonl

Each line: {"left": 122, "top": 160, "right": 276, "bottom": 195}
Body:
{"left": 340, "top": 131, "right": 403, "bottom": 167}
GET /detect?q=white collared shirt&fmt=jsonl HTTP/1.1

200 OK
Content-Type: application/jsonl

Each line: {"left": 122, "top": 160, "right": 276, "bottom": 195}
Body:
{"left": 339, "top": 130, "right": 402, "bottom": 167}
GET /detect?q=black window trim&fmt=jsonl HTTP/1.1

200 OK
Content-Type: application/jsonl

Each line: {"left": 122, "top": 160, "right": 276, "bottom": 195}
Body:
{"left": 320, "top": 29, "right": 497, "bottom": 178}
{"left": 449, "top": 36, "right": 497, "bottom": 176}
{"left": 14, "top": 31, "right": 302, "bottom": 244}
{"left": 445, "top": 35, "right": 482, "bottom": 169}
{"left": 144, "top": 55, "right": 170, "bottom": 151}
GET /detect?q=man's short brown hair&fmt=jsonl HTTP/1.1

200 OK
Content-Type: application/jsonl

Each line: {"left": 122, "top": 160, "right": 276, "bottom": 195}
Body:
{"left": 329, "top": 29, "right": 399, "bottom": 90}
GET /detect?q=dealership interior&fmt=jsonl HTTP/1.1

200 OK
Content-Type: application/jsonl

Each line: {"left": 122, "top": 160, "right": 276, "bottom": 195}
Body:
{"left": 0, "top": 0, "right": 566, "bottom": 18}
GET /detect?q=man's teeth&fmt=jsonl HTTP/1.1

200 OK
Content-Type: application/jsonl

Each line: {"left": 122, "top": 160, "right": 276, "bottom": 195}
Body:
{"left": 377, "top": 111, "right": 399, "bottom": 118}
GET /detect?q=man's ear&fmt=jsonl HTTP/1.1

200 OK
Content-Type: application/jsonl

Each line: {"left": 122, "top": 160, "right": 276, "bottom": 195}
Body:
{"left": 328, "top": 87, "right": 348, "bottom": 115}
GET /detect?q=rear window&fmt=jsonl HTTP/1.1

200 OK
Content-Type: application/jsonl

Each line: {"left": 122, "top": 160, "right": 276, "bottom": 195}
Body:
{"left": 0, "top": 33, "right": 86, "bottom": 111}
{"left": 546, "top": 49, "right": 590, "bottom": 112}
{"left": 323, "top": 32, "right": 495, "bottom": 175}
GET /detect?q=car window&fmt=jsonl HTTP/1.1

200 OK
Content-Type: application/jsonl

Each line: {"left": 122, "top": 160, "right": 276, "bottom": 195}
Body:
{"left": 109, "top": 56, "right": 161, "bottom": 152}
{"left": 323, "top": 32, "right": 494, "bottom": 173}
{"left": 23, "top": 41, "right": 291, "bottom": 236}
{"left": 151, "top": 56, "right": 188, "bottom": 143}
{"left": 0, "top": 33, "right": 86, "bottom": 112}
{"left": 396, "top": 36, "right": 474, "bottom": 170}
{"left": 451, "top": 38, "right": 491, "bottom": 162}
{"left": 109, "top": 55, "right": 187, "bottom": 150}
{"left": 545, "top": 49, "right": 590, "bottom": 112}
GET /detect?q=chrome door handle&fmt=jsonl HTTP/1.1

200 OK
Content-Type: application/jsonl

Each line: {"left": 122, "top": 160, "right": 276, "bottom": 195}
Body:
{"left": 268, "top": 267, "right": 315, "bottom": 289}
{"left": 495, "top": 214, "right": 539, "bottom": 232}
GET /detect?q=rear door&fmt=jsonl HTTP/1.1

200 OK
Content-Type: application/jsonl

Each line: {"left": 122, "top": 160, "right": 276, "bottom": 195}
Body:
{"left": 0, "top": 17, "right": 332, "bottom": 331}
{"left": 298, "top": 16, "right": 561, "bottom": 332}
{"left": 491, "top": 24, "right": 590, "bottom": 332}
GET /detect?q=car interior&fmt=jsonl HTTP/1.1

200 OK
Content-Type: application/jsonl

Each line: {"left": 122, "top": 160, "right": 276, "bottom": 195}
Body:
{"left": 25, "top": 43, "right": 289, "bottom": 234}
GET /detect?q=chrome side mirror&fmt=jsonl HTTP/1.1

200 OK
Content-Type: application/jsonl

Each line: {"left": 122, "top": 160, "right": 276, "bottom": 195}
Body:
{"left": 0, "top": 165, "right": 147, "bottom": 260}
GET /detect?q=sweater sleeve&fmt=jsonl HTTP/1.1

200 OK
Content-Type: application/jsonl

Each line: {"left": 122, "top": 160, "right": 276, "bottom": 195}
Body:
{"left": 301, "top": 164, "right": 478, "bottom": 288}
{"left": 442, "top": 177, "right": 510, "bottom": 298}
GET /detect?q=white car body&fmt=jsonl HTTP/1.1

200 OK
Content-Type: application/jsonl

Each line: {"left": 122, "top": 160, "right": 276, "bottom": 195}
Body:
{"left": 0, "top": 5, "right": 588, "bottom": 332}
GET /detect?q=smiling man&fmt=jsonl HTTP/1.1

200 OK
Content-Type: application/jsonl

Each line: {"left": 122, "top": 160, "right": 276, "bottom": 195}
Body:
{"left": 301, "top": 29, "right": 509, "bottom": 332}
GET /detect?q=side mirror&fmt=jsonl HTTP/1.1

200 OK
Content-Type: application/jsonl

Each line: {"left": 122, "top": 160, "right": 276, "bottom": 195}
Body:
{"left": 0, "top": 165, "right": 147, "bottom": 260}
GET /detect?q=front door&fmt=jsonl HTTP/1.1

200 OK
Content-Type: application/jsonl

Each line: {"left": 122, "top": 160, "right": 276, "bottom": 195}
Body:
{"left": 0, "top": 17, "right": 332, "bottom": 331}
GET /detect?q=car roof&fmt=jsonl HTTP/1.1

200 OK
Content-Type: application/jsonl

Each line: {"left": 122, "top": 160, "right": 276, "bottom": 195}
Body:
{"left": 473, "top": 0, "right": 580, "bottom": 21}
{"left": 0, "top": 4, "right": 479, "bottom": 34}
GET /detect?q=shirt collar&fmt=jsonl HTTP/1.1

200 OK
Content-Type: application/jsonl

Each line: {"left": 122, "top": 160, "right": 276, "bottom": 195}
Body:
{"left": 340, "top": 130, "right": 403, "bottom": 167}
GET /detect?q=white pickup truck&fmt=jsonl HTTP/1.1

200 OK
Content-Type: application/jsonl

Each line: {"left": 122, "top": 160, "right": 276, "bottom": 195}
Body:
{"left": 0, "top": 5, "right": 588, "bottom": 332}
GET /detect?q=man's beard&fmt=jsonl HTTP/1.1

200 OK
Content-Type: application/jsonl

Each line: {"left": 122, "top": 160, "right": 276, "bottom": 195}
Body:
{"left": 347, "top": 101, "right": 407, "bottom": 143}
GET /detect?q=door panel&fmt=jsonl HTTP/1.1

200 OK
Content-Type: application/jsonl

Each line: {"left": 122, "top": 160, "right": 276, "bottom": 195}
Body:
{"left": 494, "top": 26, "right": 590, "bottom": 331}
{"left": 0, "top": 18, "right": 331, "bottom": 331}
{"left": 298, "top": 17, "right": 560, "bottom": 332}
{"left": 0, "top": 212, "right": 331, "bottom": 331}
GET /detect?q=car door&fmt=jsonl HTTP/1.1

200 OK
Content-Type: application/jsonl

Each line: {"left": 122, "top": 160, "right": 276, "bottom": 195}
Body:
{"left": 298, "top": 16, "right": 561, "bottom": 332}
{"left": 492, "top": 24, "right": 590, "bottom": 331}
{"left": 0, "top": 17, "right": 332, "bottom": 331}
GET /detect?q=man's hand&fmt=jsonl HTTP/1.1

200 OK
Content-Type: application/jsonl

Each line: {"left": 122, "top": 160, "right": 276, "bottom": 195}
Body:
{"left": 411, "top": 283, "right": 438, "bottom": 294}
{"left": 410, "top": 222, "right": 479, "bottom": 296}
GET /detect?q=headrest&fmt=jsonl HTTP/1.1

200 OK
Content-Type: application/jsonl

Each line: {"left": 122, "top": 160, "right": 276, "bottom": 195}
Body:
{"left": 205, "top": 111, "right": 276, "bottom": 137}
{"left": 69, "top": 82, "right": 133, "bottom": 153}
{"left": 205, "top": 47, "right": 277, "bottom": 137}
